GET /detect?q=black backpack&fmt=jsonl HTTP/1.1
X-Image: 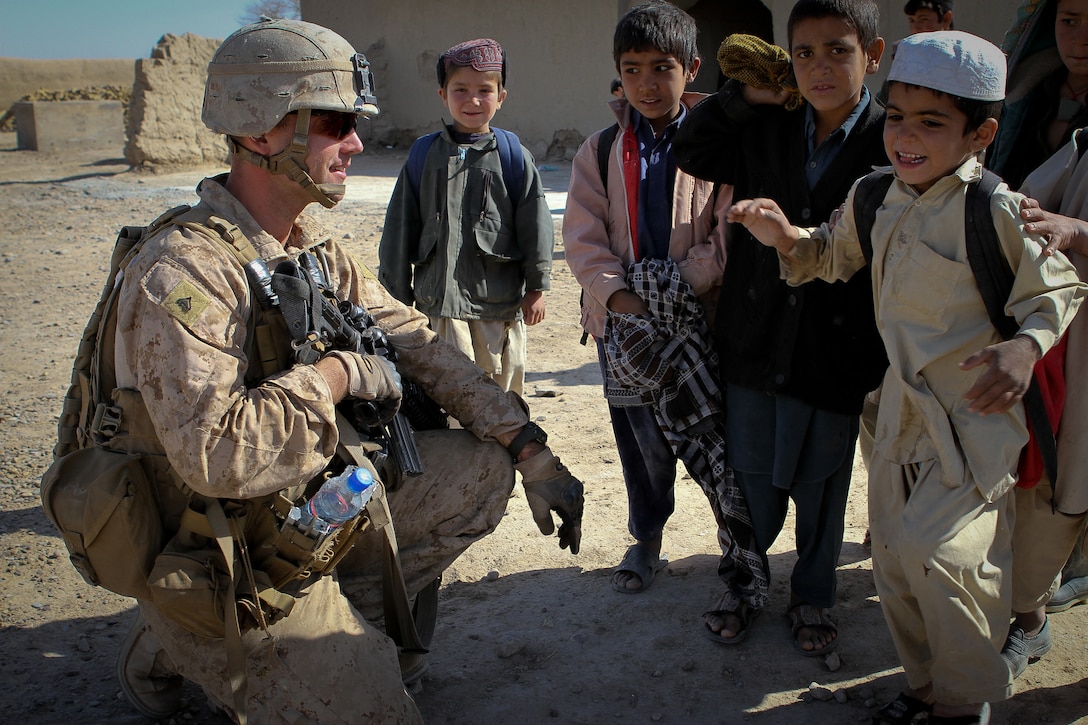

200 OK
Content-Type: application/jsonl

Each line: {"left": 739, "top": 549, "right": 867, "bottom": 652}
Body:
{"left": 851, "top": 169, "right": 1059, "bottom": 494}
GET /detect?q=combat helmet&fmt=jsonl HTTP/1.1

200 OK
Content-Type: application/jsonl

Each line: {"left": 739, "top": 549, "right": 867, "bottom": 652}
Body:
{"left": 202, "top": 18, "right": 380, "bottom": 207}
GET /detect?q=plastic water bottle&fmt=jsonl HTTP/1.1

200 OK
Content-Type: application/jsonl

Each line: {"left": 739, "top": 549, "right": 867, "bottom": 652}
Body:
{"left": 307, "top": 466, "right": 375, "bottom": 527}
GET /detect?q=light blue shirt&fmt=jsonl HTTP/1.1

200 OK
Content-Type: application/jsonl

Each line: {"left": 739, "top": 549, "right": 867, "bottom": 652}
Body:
{"left": 803, "top": 86, "right": 870, "bottom": 190}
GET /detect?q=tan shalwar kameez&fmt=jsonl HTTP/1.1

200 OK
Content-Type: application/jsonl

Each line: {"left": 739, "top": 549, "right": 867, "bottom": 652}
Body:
{"left": 781, "top": 158, "right": 1085, "bottom": 704}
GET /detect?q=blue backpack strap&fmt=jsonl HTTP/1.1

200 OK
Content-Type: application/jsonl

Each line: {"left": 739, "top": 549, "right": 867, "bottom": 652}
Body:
{"left": 492, "top": 128, "right": 526, "bottom": 204}
{"left": 405, "top": 131, "right": 442, "bottom": 199}
{"left": 408, "top": 129, "right": 525, "bottom": 203}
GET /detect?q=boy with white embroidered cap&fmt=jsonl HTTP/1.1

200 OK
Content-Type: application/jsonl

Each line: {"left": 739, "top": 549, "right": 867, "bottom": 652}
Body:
{"left": 727, "top": 30, "right": 1085, "bottom": 725}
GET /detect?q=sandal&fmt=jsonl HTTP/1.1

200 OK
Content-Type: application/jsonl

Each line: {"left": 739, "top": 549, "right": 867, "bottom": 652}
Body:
{"left": 787, "top": 603, "right": 838, "bottom": 657}
{"left": 702, "top": 598, "right": 761, "bottom": 645}
{"left": 610, "top": 542, "right": 666, "bottom": 594}
{"left": 872, "top": 692, "right": 933, "bottom": 725}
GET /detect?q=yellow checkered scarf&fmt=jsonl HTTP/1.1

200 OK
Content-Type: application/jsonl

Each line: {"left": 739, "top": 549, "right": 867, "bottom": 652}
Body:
{"left": 716, "top": 34, "right": 803, "bottom": 111}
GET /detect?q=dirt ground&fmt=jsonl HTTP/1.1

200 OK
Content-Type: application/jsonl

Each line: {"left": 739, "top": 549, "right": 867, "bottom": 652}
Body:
{"left": 2, "top": 132, "right": 1088, "bottom": 725}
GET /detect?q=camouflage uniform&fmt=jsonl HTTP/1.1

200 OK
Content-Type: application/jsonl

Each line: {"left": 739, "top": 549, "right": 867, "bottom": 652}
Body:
{"left": 115, "top": 174, "right": 528, "bottom": 721}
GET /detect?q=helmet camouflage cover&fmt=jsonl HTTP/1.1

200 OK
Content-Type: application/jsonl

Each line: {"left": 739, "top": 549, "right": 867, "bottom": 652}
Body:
{"left": 203, "top": 17, "right": 379, "bottom": 137}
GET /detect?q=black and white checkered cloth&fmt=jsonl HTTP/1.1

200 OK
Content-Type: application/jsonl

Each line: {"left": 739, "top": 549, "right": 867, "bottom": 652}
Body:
{"left": 603, "top": 258, "right": 769, "bottom": 608}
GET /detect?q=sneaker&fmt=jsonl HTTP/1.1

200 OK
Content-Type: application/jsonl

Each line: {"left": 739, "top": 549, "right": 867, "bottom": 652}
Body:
{"left": 1000, "top": 618, "right": 1052, "bottom": 679}
{"left": 1046, "top": 575, "right": 1088, "bottom": 613}
{"left": 117, "top": 613, "right": 184, "bottom": 719}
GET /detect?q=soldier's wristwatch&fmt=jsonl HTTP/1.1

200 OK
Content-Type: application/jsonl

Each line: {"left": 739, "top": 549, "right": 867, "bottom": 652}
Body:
{"left": 507, "top": 421, "right": 548, "bottom": 461}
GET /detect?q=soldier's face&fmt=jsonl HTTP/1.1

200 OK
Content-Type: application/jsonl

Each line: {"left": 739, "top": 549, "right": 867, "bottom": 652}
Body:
{"left": 304, "top": 110, "right": 364, "bottom": 196}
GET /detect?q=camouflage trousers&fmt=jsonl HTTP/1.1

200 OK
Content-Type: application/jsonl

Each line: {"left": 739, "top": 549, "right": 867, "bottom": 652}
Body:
{"left": 141, "top": 430, "right": 515, "bottom": 723}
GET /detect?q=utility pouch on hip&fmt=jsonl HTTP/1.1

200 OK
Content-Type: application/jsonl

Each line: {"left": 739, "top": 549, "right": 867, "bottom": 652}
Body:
{"left": 40, "top": 445, "right": 164, "bottom": 600}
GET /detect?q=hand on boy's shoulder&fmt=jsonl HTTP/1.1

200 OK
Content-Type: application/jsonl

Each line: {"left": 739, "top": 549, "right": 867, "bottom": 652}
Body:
{"left": 959, "top": 335, "right": 1040, "bottom": 416}
{"left": 1021, "top": 197, "right": 1088, "bottom": 258}
{"left": 741, "top": 83, "right": 793, "bottom": 107}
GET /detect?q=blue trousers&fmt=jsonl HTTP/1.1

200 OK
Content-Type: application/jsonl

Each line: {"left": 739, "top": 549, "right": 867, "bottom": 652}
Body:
{"left": 597, "top": 339, "right": 677, "bottom": 541}
{"left": 725, "top": 383, "right": 858, "bottom": 608}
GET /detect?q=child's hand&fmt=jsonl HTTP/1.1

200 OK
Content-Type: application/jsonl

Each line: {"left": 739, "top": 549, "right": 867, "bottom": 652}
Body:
{"left": 522, "top": 290, "right": 545, "bottom": 325}
{"left": 1021, "top": 197, "right": 1088, "bottom": 257}
{"left": 959, "top": 335, "right": 1041, "bottom": 415}
{"left": 727, "top": 198, "right": 800, "bottom": 252}
{"left": 606, "top": 289, "right": 650, "bottom": 317}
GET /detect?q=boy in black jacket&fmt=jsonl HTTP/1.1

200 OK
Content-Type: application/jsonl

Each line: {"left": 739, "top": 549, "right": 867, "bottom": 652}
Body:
{"left": 672, "top": 0, "right": 888, "bottom": 655}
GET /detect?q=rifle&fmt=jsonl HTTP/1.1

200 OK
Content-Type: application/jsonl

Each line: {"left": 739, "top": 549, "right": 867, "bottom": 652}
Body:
{"left": 248, "top": 251, "right": 439, "bottom": 477}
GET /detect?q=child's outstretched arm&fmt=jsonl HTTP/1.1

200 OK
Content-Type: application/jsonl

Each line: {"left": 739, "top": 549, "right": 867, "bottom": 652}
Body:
{"left": 960, "top": 336, "right": 1041, "bottom": 415}
{"left": 727, "top": 198, "right": 800, "bottom": 252}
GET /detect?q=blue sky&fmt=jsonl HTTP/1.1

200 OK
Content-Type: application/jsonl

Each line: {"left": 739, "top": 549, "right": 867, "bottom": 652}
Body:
{"left": 0, "top": 0, "right": 266, "bottom": 59}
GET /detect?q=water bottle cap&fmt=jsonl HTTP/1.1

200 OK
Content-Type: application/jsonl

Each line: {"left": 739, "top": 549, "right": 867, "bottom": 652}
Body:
{"left": 346, "top": 467, "right": 374, "bottom": 493}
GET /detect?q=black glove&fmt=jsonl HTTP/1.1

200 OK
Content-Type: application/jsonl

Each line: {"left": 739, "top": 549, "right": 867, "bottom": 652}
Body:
{"left": 515, "top": 446, "right": 584, "bottom": 555}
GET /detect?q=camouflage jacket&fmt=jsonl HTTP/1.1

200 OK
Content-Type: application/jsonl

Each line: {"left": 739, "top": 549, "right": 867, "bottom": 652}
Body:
{"left": 114, "top": 174, "right": 528, "bottom": 500}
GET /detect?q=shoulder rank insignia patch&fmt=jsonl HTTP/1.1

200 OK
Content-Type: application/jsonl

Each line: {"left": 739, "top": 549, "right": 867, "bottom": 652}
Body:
{"left": 162, "top": 279, "right": 210, "bottom": 326}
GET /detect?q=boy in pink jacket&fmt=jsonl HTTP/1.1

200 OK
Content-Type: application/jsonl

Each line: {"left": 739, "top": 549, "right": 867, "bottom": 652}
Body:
{"left": 563, "top": 0, "right": 731, "bottom": 595}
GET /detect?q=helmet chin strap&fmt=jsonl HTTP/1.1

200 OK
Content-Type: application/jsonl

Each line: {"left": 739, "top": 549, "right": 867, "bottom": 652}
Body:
{"left": 228, "top": 109, "right": 345, "bottom": 208}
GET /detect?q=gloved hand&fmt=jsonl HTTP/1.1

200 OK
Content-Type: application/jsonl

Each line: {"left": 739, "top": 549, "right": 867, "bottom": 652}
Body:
{"left": 327, "top": 351, "right": 402, "bottom": 424}
{"left": 514, "top": 446, "right": 584, "bottom": 554}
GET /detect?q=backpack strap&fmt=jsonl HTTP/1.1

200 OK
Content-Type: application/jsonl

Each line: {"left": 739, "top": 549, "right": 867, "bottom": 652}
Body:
{"left": 493, "top": 127, "right": 526, "bottom": 203}
{"left": 405, "top": 131, "right": 442, "bottom": 200}
{"left": 964, "top": 170, "right": 1016, "bottom": 338}
{"left": 405, "top": 128, "right": 527, "bottom": 204}
{"left": 851, "top": 171, "right": 894, "bottom": 266}
{"left": 578, "top": 123, "right": 621, "bottom": 347}
{"left": 963, "top": 168, "right": 1059, "bottom": 495}
{"left": 596, "top": 123, "right": 620, "bottom": 188}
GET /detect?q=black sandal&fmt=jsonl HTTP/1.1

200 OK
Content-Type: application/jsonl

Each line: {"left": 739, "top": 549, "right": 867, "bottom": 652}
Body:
{"left": 872, "top": 692, "right": 933, "bottom": 725}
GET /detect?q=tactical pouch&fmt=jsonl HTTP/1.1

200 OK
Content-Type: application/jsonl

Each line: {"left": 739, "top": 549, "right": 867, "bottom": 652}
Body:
{"left": 146, "top": 538, "right": 233, "bottom": 638}
{"left": 252, "top": 491, "right": 371, "bottom": 588}
{"left": 146, "top": 491, "right": 372, "bottom": 640}
{"left": 40, "top": 445, "right": 164, "bottom": 600}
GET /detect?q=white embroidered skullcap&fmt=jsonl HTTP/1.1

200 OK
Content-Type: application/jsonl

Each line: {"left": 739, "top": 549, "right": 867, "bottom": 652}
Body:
{"left": 888, "top": 30, "right": 1006, "bottom": 102}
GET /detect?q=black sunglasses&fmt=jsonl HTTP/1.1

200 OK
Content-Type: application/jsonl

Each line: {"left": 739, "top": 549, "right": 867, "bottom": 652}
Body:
{"left": 310, "top": 110, "right": 358, "bottom": 140}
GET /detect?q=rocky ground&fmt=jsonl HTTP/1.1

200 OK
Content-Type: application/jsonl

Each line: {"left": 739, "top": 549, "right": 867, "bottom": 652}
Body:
{"left": 2, "top": 133, "right": 1087, "bottom": 724}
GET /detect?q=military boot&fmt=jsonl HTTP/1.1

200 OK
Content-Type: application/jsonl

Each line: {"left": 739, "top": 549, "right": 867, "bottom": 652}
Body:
{"left": 116, "top": 612, "right": 183, "bottom": 718}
